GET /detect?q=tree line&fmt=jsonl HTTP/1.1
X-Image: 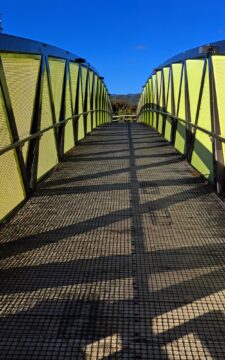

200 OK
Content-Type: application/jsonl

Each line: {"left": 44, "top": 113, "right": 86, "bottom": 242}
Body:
{"left": 111, "top": 99, "right": 137, "bottom": 115}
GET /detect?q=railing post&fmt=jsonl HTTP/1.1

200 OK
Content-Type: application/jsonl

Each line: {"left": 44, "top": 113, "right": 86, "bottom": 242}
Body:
{"left": 188, "top": 57, "right": 207, "bottom": 163}
{"left": 170, "top": 65, "right": 176, "bottom": 146}
{"left": 184, "top": 60, "right": 192, "bottom": 161}
{"left": 58, "top": 60, "right": 68, "bottom": 159}
{"left": 90, "top": 72, "right": 95, "bottom": 131}
{"left": 161, "top": 69, "right": 167, "bottom": 137}
{"left": 74, "top": 64, "right": 81, "bottom": 145}
{"left": 26, "top": 55, "right": 45, "bottom": 190}
{"left": 155, "top": 71, "right": 159, "bottom": 129}
{"left": 83, "top": 67, "right": 89, "bottom": 135}
{"left": 208, "top": 54, "right": 225, "bottom": 193}
{"left": 45, "top": 55, "right": 59, "bottom": 160}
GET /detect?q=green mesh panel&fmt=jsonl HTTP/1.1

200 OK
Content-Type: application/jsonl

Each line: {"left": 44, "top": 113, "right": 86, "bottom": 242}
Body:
{"left": 87, "top": 70, "right": 93, "bottom": 132}
{"left": 77, "top": 66, "right": 85, "bottom": 141}
{"left": 2, "top": 54, "right": 41, "bottom": 162}
{"left": 37, "top": 69, "right": 58, "bottom": 179}
{"left": 175, "top": 67, "right": 185, "bottom": 154}
{"left": 69, "top": 62, "right": 79, "bottom": 112}
{"left": 172, "top": 63, "right": 183, "bottom": 115}
{"left": 49, "top": 58, "right": 65, "bottom": 123}
{"left": 64, "top": 76, "right": 74, "bottom": 153}
{"left": 0, "top": 86, "right": 25, "bottom": 221}
{"left": 191, "top": 60, "right": 213, "bottom": 182}
{"left": 186, "top": 60, "right": 205, "bottom": 123}
{"left": 212, "top": 56, "right": 225, "bottom": 166}
{"left": 92, "top": 75, "right": 97, "bottom": 129}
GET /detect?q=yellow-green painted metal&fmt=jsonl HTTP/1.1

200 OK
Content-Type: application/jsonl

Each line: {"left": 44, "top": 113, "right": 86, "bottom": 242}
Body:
{"left": 37, "top": 69, "right": 58, "bottom": 179}
{"left": 1, "top": 54, "right": 41, "bottom": 163}
{"left": 77, "top": 65, "right": 85, "bottom": 141}
{"left": 0, "top": 86, "right": 26, "bottom": 220}
{"left": 69, "top": 62, "right": 79, "bottom": 112}
{"left": 0, "top": 34, "right": 112, "bottom": 223}
{"left": 64, "top": 71, "right": 74, "bottom": 153}
{"left": 174, "top": 66, "right": 185, "bottom": 154}
{"left": 191, "top": 60, "right": 213, "bottom": 182}
{"left": 87, "top": 70, "right": 93, "bottom": 133}
{"left": 49, "top": 58, "right": 65, "bottom": 123}
{"left": 92, "top": 74, "right": 98, "bottom": 129}
{"left": 138, "top": 44, "right": 225, "bottom": 192}
{"left": 213, "top": 56, "right": 225, "bottom": 172}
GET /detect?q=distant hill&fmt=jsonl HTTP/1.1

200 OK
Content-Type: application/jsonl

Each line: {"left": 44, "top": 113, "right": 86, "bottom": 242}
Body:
{"left": 111, "top": 93, "right": 140, "bottom": 106}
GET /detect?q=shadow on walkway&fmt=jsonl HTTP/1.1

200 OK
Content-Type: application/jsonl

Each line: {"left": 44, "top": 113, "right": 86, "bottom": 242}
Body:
{"left": 0, "top": 123, "right": 224, "bottom": 358}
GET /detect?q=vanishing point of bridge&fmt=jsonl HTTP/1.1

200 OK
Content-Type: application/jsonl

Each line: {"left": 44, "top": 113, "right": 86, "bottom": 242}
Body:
{"left": 0, "top": 34, "right": 225, "bottom": 359}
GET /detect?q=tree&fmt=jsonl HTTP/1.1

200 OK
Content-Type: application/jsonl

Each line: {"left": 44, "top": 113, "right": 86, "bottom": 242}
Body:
{"left": 111, "top": 99, "right": 137, "bottom": 115}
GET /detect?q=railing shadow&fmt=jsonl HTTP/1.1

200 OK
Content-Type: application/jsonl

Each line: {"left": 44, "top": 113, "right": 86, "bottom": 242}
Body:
{"left": 0, "top": 123, "right": 224, "bottom": 358}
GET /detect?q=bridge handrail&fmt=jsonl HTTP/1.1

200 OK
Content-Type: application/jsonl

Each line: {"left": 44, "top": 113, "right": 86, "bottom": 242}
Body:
{"left": 0, "top": 34, "right": 112, "bottom": 223}
{"left": 137, "top": 40, "right": 225, "bottom": 193}
{"left": 139, "top": 107, "right": 225, "bottom": 144}
{"left": 0, "top": 109, "right": 112, "bottom": 156}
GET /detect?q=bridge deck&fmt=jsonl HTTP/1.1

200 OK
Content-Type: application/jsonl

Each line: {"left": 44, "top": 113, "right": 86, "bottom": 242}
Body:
{"left": 0, "top": 123, "right": 225, "bottom": 359}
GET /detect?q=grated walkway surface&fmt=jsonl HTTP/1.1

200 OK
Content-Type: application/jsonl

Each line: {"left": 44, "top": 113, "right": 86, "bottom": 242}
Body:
{"left": 0, "top": 122, "right": 225, "bottom": 359}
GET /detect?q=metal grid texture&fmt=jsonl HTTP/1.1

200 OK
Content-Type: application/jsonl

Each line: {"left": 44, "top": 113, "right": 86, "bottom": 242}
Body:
{"left": 0, "top": 33, "right": 112, "bottom": 223}
{"left": 0, "top": 123, "right": 225, "bottom": 359}
{"left": 138, "top": 51, "right": 225, "bottom": 194}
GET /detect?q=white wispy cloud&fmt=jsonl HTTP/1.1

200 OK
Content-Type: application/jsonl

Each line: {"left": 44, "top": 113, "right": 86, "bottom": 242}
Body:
{"left": 134, "top": 44, "right": 148, "bottom": 51}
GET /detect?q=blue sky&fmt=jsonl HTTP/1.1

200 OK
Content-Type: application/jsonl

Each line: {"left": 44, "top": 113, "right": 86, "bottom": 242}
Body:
{"left": 1, "top": 0, "right": 225, "bottom": 94}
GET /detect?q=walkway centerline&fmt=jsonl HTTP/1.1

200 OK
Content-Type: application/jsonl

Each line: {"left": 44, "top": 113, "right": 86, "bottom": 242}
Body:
{"left": 0, "top": 123, "right": 225, "bottom": 359}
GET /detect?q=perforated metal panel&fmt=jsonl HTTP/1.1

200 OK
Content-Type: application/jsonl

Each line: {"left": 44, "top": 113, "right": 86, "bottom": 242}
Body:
{"left": 213, "top": 56, "right": 225, "bottom": 163}
{"left": 146, "top": 81, "right": 150, "bottom": 125}
{"left": 81, "top": 67, "right": 87, "bottom": 102}
{"left": 98, "top": 80, "right": 103, "bottom": 125}
{"left": 87, "top": 70, "right": 93, "bottom": 133}
{"left": 102, "top": 84, "right": 105, "bottom": 124}
{"left": 164, "top": 68, "right": 172, "bottom": 141}
{"left": 78, "top": 67, "right": 85, "bottom": 141}
{"left": 144, "top": 85, "right": 148, "bottom": 124}
{"left": 81, "top": 66, "right": 88, "bottom": 132}
{"left": 138, "top": 49, "right": 224, "bottom": 189}
{"left": 96, "top": 78, "right": 101, "bottom": 126}
{"left": 1, "top": 54, "right": 41, "bottom": 162}
{"left": 148, "top": 79, "right": 153, "bottom": 126}
{"left": 172, "top": 63, "right": 183, "bottom": 115}
{"left": 102, "top": 87, "right": 106, "bottom": 124}
{"left": 69, "top": 62, "right": 79, "bottom": 111}
{"left": 187, "top": 60, "right": 205, "bottom": 123}
{"left": 0, "top": 87, "right": 25, "bottom": 220}
{"left": 64, "top": 77, "right": 74, "bottom": 153}
{"left": 92, "top": 75, "right": 97, "bottom": 129}
{"left": 174, "top": 67, "right": 186, "bottom": 154}
{"left": 37, "top": 70, "right": 58, "bottom": 179}
{"left": 0, "top": 35, "right": 111, "bottom": 223}
{"left": 152, "top": 75, "right": 157, "bottom": 128}
{"left": 144, "top": 80, "right": 149, "bottom": 125}
{"left": 156, "top": 71, "right": 162, "bottom": 106}
{"left": 163, "top": 67, "right": 170, "bottom": 110}
{"left": 156, "top": 72, "right": 163, "bottom": 133}
{"left": 186, "top": 60, "right": 213, "bottom": 182}
{"left": 49, "top": 58, "right": 65, "bottom": 122}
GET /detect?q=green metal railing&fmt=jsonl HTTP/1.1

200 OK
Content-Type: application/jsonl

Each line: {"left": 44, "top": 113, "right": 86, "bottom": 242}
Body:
{"left": 137, "top": 42, "right": 225, "bottom": 193}
{"left": 0, "top": 34, "right": 112, "bottom": 223}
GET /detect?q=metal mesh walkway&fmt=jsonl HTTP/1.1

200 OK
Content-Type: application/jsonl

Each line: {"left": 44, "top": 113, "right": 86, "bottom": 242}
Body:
{"left": 0, "top": 122, "right": 225, "bottom": 359}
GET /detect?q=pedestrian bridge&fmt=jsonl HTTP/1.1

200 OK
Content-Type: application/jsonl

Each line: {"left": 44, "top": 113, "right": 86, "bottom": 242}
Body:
{"left": 0, "top": 34, "right": 225, "bottom": 359}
